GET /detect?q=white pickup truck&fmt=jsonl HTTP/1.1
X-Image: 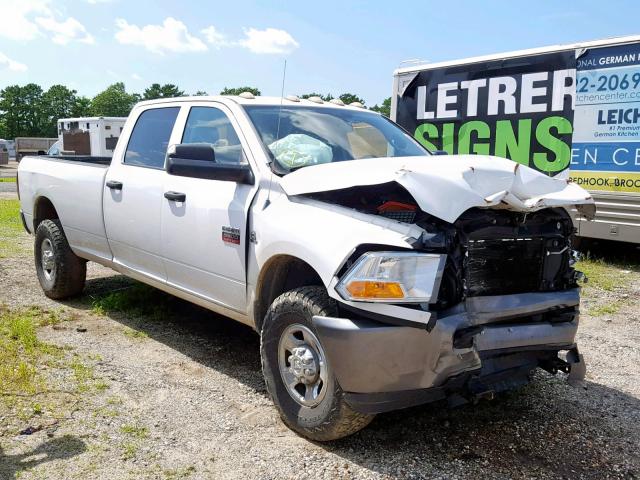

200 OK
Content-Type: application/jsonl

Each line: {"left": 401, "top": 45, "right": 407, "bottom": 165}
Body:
{"left": 18, "top": 95, "right": 595, "bottom": 441}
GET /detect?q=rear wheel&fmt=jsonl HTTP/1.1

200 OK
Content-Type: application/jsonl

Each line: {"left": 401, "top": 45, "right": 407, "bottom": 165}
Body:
{"left": 260, "top": 286, "right": 374, "bottom": 441}
{"left": 34, "top": 219, "right": 86, "bottom": 299}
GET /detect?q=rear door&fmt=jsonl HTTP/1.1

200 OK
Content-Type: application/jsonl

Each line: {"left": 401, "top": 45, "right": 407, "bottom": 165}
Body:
{"left": 160, "top": 103, "right": 257, "bottom": 312}
{"left": 103, "top": 105, "right": 181, "bottom": 281}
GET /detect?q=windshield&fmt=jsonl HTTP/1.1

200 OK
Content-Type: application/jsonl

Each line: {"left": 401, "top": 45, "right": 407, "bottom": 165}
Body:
{"left": 243, "top": 105, "right": 429, "bottom": 172}
{"left": 47, "top": 140, "right": 61, "bottom": 156}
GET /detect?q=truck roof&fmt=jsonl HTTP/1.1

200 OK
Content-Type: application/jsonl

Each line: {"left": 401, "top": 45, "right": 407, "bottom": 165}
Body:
{"left": 135, "top": 95, "right": 369, "bottom": 111}
{"left": 394, "top": 33, "right": 640, "bottom": 75}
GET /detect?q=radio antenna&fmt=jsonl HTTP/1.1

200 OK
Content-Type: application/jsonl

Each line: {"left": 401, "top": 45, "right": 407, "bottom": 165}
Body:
{"left": 265, "top": 59, "right": 287, "bottom": 208}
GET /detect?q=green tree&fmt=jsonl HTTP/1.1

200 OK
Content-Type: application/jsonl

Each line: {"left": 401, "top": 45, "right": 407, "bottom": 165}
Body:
{"left": 193, "top": 90, "right": 208, "bottom": 96}
{"left": 72, "top": 96, "right": 92, "bottom": 117}
{"left": 338, "top": 93, "right": 365, "bottom": 106}
{"left": 142, "top": 83, "right": 185, "bottom": 100}
{"left": 370, "top": 97, "right": 391, "bottom": 117}
{"left": 220, "top": 86, "right": 261, "bottom": 96}
{"left": 40, "top": 85, "right": 90, "bottom": 137}
{"left": 300, "top": 93, "right": 334, "bottom": 101}
{"left": 90, "top": 83, "right": 140, "bottom": 117}
{"left": 0, "top": 84, "right": 45, "bottom": 138}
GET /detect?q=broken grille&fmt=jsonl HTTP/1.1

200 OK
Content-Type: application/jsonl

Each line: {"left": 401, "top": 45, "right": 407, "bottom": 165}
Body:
{"left": 464, "top": 237, "right": 547, "bottom": 297}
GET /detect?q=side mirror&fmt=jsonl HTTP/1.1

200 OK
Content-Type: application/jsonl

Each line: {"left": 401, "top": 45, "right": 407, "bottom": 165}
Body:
{"left": 432, "top": 150, "right": 448, "bottom": 156}
{"left": 166, "top": 143, "right": 254, "bottom": 184}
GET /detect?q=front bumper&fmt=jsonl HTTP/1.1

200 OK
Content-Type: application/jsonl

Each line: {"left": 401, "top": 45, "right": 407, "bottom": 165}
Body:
{"left": 312, "top": 288, "right": 585, "bottom": 414}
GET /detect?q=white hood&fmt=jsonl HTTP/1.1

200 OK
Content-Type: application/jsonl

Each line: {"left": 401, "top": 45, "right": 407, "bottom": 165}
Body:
{"left": 279, "top": 155, "right": 595, "bottom": 223}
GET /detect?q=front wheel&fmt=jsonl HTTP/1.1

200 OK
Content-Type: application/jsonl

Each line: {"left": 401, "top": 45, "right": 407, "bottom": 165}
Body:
{"left": 34, "top": 219, "right": 86, "bottom": 299}
{"left": 260, "top": 286, "right": 374, "bottom": 441}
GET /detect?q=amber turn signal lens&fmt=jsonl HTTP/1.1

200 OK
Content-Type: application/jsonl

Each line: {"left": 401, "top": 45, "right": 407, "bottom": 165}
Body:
{"left": 345, "top": 281, "right": 405, "bottom": 299}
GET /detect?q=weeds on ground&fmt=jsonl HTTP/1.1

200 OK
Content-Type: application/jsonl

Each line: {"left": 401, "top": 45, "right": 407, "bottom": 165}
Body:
{"left": 91, "top": 283, "right": 172, "bottom": 320}
{"left": 120, "top": 423, "right": 149, "bottom": 439}
{"left": 163, "top": 466, "right": 197, "bottom": 479}
{"left": 576, "top": 256, "right": 635, "bottom": 292}
{"left": 118, "top": 423, "right": 150, "bottom": 461}
{"left": 576, "top": 254, "right": 639, "bottom": 316}
{"left": 0, "top": 305, "right": 108, "bottom": 433}
{"left": 122, "top": 327, "right": 148, "bottom": 339}
{"left": 588, "top": 299, "right": 624, "bottom": 317}
{"left": 0, "top": 198, "right": 24, "bottom": 258}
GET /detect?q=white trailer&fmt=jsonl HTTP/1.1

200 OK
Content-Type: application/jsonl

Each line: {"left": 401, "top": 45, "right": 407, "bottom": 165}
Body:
{"left": 392, "top": 35, "right": 640, "bottom": 244}
{"left": 58, "top": 117, "right": 127, "bottom": 157}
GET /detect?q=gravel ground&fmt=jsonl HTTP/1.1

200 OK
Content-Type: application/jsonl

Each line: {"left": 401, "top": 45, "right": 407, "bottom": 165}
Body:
{"left": 1, "top": 193, "right": 639, "bottom": 479}
{"left": 0, "top": 182, "right": 17, "bottom": 194}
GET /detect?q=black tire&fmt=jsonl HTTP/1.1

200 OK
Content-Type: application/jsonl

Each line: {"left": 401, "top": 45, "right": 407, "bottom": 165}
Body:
{"left": 34, "top": 219, "right": 86, "bottom": 299}
{"left": 260, "top": 286, "right": 374, "bottom": 441}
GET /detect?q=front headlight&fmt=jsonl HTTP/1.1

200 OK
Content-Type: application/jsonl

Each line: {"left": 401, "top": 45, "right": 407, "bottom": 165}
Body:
{"left": 335, "top": 251, "right": 446, "bottom": 303}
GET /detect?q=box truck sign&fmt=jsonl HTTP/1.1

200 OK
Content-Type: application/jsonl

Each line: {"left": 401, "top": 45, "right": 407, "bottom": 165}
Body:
{"left": 571, "top": 43, "right": 640, "bottom": 193}
{"left": 396, "top": 51, "right": 576, "bottom": 175}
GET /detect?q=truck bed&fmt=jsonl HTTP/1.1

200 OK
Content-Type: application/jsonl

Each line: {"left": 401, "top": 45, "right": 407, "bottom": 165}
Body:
{"left": 18, "top": 154, "right": 112, "bottom": 263}
{"left": 44, "top": 155, "right": 112, "bottom": 166}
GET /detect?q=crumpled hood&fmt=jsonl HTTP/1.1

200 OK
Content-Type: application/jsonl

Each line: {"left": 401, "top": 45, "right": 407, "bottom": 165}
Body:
{"left": 279, "top": 155, "right": 596, "bottom": 223}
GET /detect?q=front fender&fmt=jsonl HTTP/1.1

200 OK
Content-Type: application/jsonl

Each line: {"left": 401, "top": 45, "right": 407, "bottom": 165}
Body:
{"left": 251, "top": 194, "right": 424, "bottom": 287}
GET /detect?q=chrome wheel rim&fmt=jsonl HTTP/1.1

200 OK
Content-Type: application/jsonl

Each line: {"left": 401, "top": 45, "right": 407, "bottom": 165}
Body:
{"left": 41, "top": 238, "right": 55, "bottom": 281}
{"left": 278, "top": 324, "right": 329, "bottom": 408}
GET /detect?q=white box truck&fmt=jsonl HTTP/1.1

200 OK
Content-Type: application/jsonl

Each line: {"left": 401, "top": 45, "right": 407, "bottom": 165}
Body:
{"left": 58, "top": 117, "right": 127, "bottom": 157}
{"left": 392, "top": 35, "right": 640, "bottom": 244}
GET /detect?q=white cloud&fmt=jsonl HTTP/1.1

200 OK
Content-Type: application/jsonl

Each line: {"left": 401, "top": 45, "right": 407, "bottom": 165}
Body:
{"left": 201, "top": 26, "right": 229, "bottom": 49}
{"left": 0, "top": 0, "right": 50, "bottom": 41}
{"left": 0, "top": 0, "right": 94, "bottom": 45}
{"left": 35, "top": 16, "right": 95, "bottom": 45}
{"left": 115, "top": 17, "right": 207, "bottom": 55}
{"left": 0, "top": 52, "right": 28, "bottom": 72}
{"left": 131, "top": 73, "right": 142, "bottom": 81}
{"left": 238, "top": 27, "right": 298, "bottom": 54}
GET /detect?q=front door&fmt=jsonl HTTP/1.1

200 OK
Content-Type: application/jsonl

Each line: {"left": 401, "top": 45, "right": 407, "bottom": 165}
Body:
{"left": 104, "top": 105, "right": 181, "bottom": 281}
{"left": 161, "top": 104, "right": 257, "bottom": 312}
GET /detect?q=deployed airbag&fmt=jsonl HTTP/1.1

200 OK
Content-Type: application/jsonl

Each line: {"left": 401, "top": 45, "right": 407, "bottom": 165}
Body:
{"left": 269, "top": 134, "right": 333, "bottom": 169}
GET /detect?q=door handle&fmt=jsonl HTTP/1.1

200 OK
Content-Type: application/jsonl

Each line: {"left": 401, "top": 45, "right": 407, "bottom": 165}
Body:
{"left": 106, "top": 180, "right": 123, "bottom": 190}
{"left": 164, "top": 191, "right": 186, "bottom": 202}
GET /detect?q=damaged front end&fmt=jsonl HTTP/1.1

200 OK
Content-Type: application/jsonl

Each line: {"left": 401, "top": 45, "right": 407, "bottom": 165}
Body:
{"left": 296, "top": 167, "right": 591, "bottom": 413}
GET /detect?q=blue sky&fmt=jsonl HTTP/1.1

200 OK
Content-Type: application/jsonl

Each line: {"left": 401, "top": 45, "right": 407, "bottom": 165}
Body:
{"left": 1, "top": 0, "right": 639, "bottom": 106}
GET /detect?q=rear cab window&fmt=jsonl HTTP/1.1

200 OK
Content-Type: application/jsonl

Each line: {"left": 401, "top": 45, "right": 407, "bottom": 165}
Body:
{"left": 125, "top": 107, "right": 180, "bottom": 168}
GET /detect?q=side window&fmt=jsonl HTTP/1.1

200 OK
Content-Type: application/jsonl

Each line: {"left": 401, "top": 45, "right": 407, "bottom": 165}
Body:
{"left": 182, "top": 107, "right": 245, "bottom": 164}
{"left": 124, "top": 107, "right": 180, "bottom": 168}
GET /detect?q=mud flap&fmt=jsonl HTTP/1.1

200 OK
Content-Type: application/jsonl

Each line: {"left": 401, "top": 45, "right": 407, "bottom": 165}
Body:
{"left": 566, "top": 347, "right": 586, "bottom": 386}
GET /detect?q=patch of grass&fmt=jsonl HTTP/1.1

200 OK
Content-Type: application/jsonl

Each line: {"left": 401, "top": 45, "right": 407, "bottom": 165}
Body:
{"left": 576, "top": 257, "right": 634, "bottom": 292}
{"left": 121, "top": 441, "right": 138, "bottom": 460}
{"left": 91, "top": 283, "right": 171, "bottom": 320}
{"left": 0, "top": 198, "right": 23, "bottom": 258}
{"left": 120, "top": 423, "right": 149, "bottom": 439}
{"left": 106, "top": 395, "right": 123, "bottom": 406}
{"left": 93, "top": 406, "right": 119, "bottom": 418}
{"left": 122, "top": 326, "right": 148, "bottom": 339}
{"left": 164, "top": 466, "right": 197, "bottom": 479}
{"left": 0, "top": 305, "right": 108, "bottom": 432}
{"left": 70, "top": 356, "right": 95, "bottom": 392}
{"left": 0, "top": 306, "right": 50, "bottom": 397}
{"left": 588, "top": 299, "right": 624, "bottom": 317}
{"left": 0, "top": 176, "right": 16, "bottom": 182}
{"left": 94, "top": 380, "right": 110, "bottom": 392}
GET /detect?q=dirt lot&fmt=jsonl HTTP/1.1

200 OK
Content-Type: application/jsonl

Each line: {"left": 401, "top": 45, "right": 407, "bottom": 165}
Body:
{"left": 1, "top": 192, "right": 639, "bottom": 479}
